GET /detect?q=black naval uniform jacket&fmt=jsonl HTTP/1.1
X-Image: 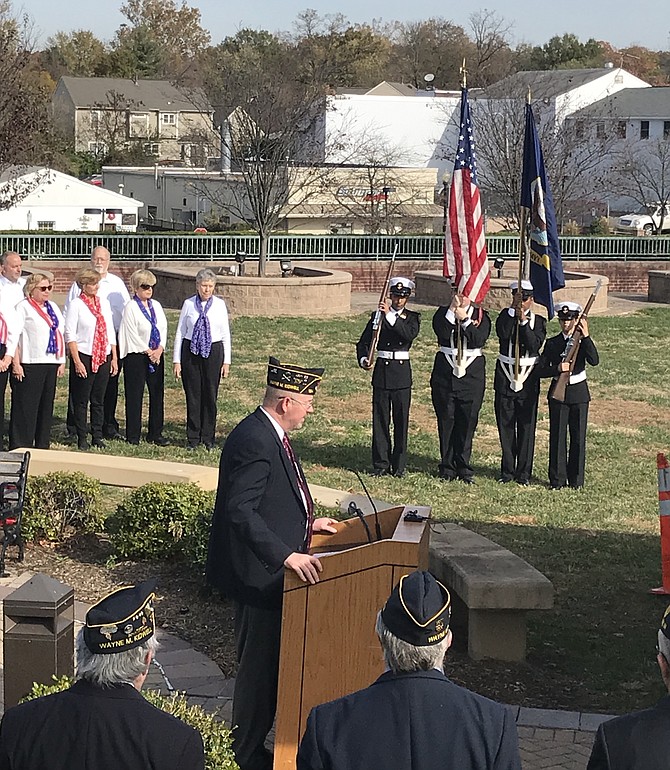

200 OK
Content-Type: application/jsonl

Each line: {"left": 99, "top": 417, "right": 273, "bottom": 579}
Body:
{"left": 0, "top": 679, "right": 204, "bottom": 770}
{"left": 537, "top": 333, "right": 599, "bottom": 403}
{"left": 205, "top": 406, "right": 310, "bottom": 609}
{"left": 430, "top": 305, "right": 491, "bottom": 396}
{"left": 587, "top": 695, "right": 670, "bottom": 770}
{"left": 297, "top": 669, "right": 521, "bottom": 770}
{"left": 356, "top": 307, "right": 420, "bottom": 390}
{"left": 493, "top": 309, "right": 547, "bottom": 397}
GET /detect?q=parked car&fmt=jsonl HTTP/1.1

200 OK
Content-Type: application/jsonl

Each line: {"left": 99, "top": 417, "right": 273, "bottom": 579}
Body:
{"left": 616, "top": 203, "right": 670, "bottom": 235}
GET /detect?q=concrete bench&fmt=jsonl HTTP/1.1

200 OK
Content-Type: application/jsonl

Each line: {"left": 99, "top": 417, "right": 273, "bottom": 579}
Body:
{"left": 429, "top": 522, "right": 554, "bottom": 662}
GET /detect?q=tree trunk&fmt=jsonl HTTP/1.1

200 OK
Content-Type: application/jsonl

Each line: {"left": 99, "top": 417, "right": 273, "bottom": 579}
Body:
{"left": 258, "top": 232, "right": 268, "bottom": 277}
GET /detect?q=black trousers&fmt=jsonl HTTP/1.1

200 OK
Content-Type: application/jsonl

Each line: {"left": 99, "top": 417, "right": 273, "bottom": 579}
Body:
{"left": 548, "top": 399, "right": 589, "bottom": 488}
{"left": 66, "top": 359, "right": 121, "bottom": 437}
{"left": 431, "top": 383, "right": 484, "bottom": 480}
{"left": 372, "top": 386, "right": 411, "bottom": 474}
{"left": 123, "top": 353, "right": 164, "bottom": 443}
{"left": 494, "top": 389, "right": 540, "bottom": 482}
{"left": 9, "top": 364, "right": 59, "bottom": 450}
{"left": 0, "top": 342, "right": 7, "bottom": 450}
{"left": 180, "top": 339, "right": 223, "bottom": 447}
{"left": 232, "top": 601, "right": 282, "bottom": 770}
{"left": 69, "top": 353, "right": 111, "bottom": 441}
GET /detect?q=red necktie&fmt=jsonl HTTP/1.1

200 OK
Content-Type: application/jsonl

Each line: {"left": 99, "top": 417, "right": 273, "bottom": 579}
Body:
{"left": 282, "top": 433, "right": 314, "bottom": 549}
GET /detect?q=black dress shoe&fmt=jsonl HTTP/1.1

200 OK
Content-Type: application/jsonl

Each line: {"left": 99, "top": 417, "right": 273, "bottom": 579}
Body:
{"left": 370, "top": 469, "right": 389, "bottom": 477}
{"left": 77, "top": 439, "right": 90, "bottom": 451}
{"left": 92, "top": 439, "right": 106, "bottom": 449}
{"left": 204, "top": 442, "right": 214, "bottom": 451}
{"left": 550, "top": 484, "right": 565, "bottom": 491}
{"left": 104, "top": 431, "right": 124, "bottom": 440}
{"left": 460, "top": 476, "right": 475, "bottom": 485}
{"left": 497, "top": 477, "right": 512, "bottom": 484}
{"left": 516, "top": 478, "right": 530, "bottom": 487}
{"left": 392, "top": 470, "right": 406, "bottom": 478}
{"left": 126, "top": 439, "right": 140, "bottom": 446}
{"left": 150, "top": 437, "right": 170, "bottom": 447}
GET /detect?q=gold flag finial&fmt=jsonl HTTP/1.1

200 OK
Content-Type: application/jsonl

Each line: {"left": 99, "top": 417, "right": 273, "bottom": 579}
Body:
{"left": 527, "top": 86, "right": 532, "bottom": 105}
{"left": 460, "top": 59, "right": 468, "bottom": 90}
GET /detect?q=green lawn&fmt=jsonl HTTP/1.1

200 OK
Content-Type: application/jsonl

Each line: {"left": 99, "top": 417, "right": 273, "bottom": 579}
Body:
{"left": 47, "top": 304, "right": 670, "bottom": 712}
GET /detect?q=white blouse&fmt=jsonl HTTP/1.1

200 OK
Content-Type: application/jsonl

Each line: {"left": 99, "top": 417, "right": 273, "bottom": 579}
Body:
{"left": 173, "top": 295, "right": 231, "bottom": 364}
{"left": 15, "top": 299, "right": 66, "bottom": 364}
{"left": 118, "top": 298, "right": 168, "bottom": 359}
{"left": 64, "top": 296, "right": 117, "bottom": 357}
{"left": 65, "top": 272, "right": 130, "bottom": 333}
{"left": 0, "top": 297, "right": 19, "bottom": 358}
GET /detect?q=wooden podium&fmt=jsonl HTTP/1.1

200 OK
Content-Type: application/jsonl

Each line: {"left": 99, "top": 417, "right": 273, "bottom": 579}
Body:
{"left": 274, "top": 504, "right": 431, "bottom": 770}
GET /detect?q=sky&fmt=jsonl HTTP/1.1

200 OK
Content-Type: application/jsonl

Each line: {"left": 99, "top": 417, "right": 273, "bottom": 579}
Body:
{"left": 20, "top": 0, "right": 670, "bottom": 52}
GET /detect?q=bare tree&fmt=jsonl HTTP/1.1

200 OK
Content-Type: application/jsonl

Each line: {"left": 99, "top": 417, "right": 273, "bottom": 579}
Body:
{"left": 468, "top": 10, "right": 514, "bottom": 86}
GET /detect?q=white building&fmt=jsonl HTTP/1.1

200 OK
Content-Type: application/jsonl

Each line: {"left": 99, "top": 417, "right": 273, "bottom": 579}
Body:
{"left": 0, "top": 168, "right": 143, "bottom": 232}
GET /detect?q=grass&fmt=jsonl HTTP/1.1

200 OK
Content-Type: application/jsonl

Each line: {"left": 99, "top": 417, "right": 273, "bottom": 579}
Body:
{"left": 40, "top": 303, "right": 670, "bottom": 713}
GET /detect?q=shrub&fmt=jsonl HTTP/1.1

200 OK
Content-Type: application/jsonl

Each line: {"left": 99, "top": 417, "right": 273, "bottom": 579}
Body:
{"left": 107, "top": 482, "right": 215, "bottom": 564}
{"left": 22, "top": 472, "right": 104, "bottom": 542}
{"left": 24, "top": 677, "right": 238, "bottom": 770}
{"left": 589, "top": 216, "right": 611, "bottom": 235}
{"left": 561, "top": 219, "right": 581, "bottom": 236}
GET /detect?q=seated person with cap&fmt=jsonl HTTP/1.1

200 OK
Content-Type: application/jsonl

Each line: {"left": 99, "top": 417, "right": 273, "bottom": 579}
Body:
{"left": 0, "top": 581, "right": 204, "bottom": 770}
{"left": 356, "top": 277, "right": 420, "bottom": 478}
{"left": 587, "top": 604, "right": 670, "bottom": 769}
{"left": 538, "top": 301, "right": 599, "bottom": 490}
{"left": 297, "top": 570, "right": 521, "bottom": 770}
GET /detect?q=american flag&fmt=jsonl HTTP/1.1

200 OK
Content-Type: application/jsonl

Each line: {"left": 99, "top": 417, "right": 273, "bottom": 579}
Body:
{"left": 443, "top": 88, "right": 489, "bottom": 304}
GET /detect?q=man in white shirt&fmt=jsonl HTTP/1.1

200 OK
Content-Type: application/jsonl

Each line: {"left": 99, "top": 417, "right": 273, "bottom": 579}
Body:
{"left": 65, "top": 246, "right": 130, "bottom": 440}
{"left": 0, "top": 252, "right": 25, "bottom": 448}
{"left": 0, "top": 252, "right": 27, "bottom": 308}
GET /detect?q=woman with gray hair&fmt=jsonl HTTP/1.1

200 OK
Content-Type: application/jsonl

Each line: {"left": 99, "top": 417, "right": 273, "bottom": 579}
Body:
{"left": 173, "top": 268, "right": 231, "bottom": 450}
{"left": 118, "top": 269, "right": 168, "bottom": 446}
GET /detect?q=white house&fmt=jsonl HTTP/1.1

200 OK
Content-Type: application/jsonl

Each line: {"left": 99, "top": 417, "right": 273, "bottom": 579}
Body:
{"left": 0, "top": 168, "right": 143, "bottom": 232}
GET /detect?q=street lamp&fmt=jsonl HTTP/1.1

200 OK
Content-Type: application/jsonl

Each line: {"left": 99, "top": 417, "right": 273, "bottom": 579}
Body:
{"left": 441, "top": 173, "right": 451, "bottom": 234}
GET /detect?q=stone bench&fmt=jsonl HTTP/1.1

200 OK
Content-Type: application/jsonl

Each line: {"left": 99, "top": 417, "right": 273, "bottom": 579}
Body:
{"left": 429, "top": 523, "right": 554, "bottom": 662}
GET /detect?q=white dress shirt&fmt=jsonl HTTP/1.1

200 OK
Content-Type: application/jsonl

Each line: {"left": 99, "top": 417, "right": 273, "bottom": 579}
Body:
{"left": 0, "top": 296, "right": 19, "bottom": 358}
{"left": 173, "top": 295, "right": 232, "bottom": 364}
{"left": 118, "top": 298, "right": 168, "bottom": 359}
{"left": 65, "top": 272, "right": 130, "bottom": 332}
{"left": 64, "top": 296, "right": 117, "bottom": 356}
{"left": 15, "top": 299, "right": 66, "bottom": 364}
{"left": 0, "top": 276, "right": 27, "bottom": 309}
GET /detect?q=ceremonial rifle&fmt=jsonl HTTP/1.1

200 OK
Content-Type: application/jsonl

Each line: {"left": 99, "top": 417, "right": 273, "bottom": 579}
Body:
{"left": 551, "top": 280, "right": 601, "bottom": 403}
{"left": 362, "top": 244, "right": 398, "bottom": 370}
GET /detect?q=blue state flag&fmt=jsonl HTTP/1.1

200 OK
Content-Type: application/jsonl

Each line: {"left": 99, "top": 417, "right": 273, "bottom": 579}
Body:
{"left": 520, "top": 103, "right": 565, "bottom": 318}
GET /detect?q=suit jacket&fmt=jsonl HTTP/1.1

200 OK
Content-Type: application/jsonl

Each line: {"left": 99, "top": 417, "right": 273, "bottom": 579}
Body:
{"left": 356, "top": 308, "right": 420, "bottom": 390}
{"left": 430, "top": 305, "right": 491, "bottom": 398}
{"left": 587, "top": 695, "right": 670, "bottom": 770}
{"left": 493, "top": 309, "right": 547, "bottom": 397}
{"left": 537, "top": 332, "right": 599, "bottom": 404}
{"left": 205, "top": 407, "right": 310, "bottom": 608}
{"left": 0, "top": 679, "right": 204, "bottom": 770}
{"left": 297, "top": 669, "right": 521, "bottom": 770}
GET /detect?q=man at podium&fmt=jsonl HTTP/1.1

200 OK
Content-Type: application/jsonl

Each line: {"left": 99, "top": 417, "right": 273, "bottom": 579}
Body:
{"left": 206, "top": 357, "right": 337, "bottom": 770}
{"left": 297, "top": 571, "right": 521, "bottom": 770}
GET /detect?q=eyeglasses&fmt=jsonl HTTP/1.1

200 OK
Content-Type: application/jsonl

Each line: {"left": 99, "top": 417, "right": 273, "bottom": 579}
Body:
{"left": 36, "top": 285, "right": 53, "bottom": 291}
{"left": 139, "top": 284, "right": 155, "bottom": 290}
{"left": 283, "top": 396, "right": 314, "bottom": 410}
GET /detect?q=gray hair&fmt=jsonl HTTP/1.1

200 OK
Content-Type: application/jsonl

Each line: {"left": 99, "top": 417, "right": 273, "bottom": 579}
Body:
{"left": 75, "top": 628, "right": 159, "bottom": 688}
{"left": 375, "top": 611, "right": 449, "bottom": 673}
{"left": 0, "top": 251, "right": 19, "bottom": 266}
{"left": 195, "top": 268, "right": 216, "bottom": 285}
{"left": 659, "top": 630, "right": 670, "bottom": 661}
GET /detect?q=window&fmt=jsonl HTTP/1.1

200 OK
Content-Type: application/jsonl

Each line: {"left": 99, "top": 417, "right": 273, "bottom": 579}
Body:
{"left": 640, "top": 121, "right": 650, "bottom": 140}
{"left": 161, "top": 113, "right": 176, "bottom": 124}
{"left": 37, "top": 221, "right": 55, "bottom": 231}
{"left": 664, "top": 121, "right": 670, "bottom": 140}
{"left": 617, "top": 121, "right": 627, "bottom": 139}
{"left": 129, "top": 112, "right": 149, "bottom": 138}
{"left": 87, "top": 141, "right": 107, "bottom": 157}
{"left": 596, "top": 122, "right": 606, "bottom": 139}
{"left": 90, "top": 110, "right": 101, "bottom": 129}
{"left": 143, "top": 142, "right": 160, "bottom": 156}
{"left": 147, "top": 205, "right": 157, "bottom": 221}
{"left": 575, "top": 121, "right": 585, "bottom": 139}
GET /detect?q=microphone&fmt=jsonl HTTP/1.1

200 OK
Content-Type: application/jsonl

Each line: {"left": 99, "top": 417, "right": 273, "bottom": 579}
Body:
{"left": 353, "top": 471, "right": 382, "bottom": 541}
{"left": 348, "top": 501, "right": 372, "bottom": 544}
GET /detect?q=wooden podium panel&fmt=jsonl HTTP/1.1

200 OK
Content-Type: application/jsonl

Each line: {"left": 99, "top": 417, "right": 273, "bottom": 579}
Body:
{"left": 274, "top": 505, "right": 430, "bottom": 770}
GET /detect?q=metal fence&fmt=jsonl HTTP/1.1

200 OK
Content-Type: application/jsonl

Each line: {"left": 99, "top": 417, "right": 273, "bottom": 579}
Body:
{"left": 3, "top": 233, "right": 670, "bottom": 262}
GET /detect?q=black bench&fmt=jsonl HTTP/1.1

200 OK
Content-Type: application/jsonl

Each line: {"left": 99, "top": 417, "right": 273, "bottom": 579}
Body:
{"left": 0, "top": 451, "right": 30, "bottom": 577}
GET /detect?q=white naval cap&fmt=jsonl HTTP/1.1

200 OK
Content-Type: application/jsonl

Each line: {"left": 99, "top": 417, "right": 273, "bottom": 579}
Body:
{"left": 557, "top": 301, "right": 582, "bottom": 316}
{"left": 389, "top": 277, "right": 415, "bottom": 295}
{"left": 509, "top": 280, "right": 534, "bottom": 292}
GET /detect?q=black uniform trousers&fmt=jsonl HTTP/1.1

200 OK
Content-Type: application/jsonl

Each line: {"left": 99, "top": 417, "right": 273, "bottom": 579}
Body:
{"left": 233, "top": 602, "right": 282, "bottom": 770}
{"left": 431, "top": 381, "right": 484, "bottom": 480}
{"left": 372, "top": 386, "right": 411, "bottom": 474}
{"left": 9, "top": 364, "right": 59, "bottom": 450}
{"left": 69, "top": 353, "right": 111, "bottom": 442}
{"left": 123, "top": 353, "right": 165, "bottom": 443}
{"left": 494, "top": 387, "right": 540, "bottom": 483}
{"left": 180, "top": 339, "right": 224, "bottom": 447}
{"left": 0, "top": 343, "right": 7, "bottom": 450}
{"left": 548, "top": 399, "right": 589, "bottom": 488}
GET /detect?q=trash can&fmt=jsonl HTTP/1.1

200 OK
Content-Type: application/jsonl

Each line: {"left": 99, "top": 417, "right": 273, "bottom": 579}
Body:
{"left": 3, "top": 573, "right": 74, "bottom": 708}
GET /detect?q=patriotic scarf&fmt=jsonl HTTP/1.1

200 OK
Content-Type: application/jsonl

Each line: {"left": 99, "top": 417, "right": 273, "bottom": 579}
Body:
{"left": 79, "top": 293, "right": 108, "bottom": 373}
{"left": 189, "top": 295, "right": 212, "bottom": 358}
{"left": 28, "top": 298, "right": 64, "bottom": 356}
{"left": 134, "top": 295, "right": 161, "bottom": 372}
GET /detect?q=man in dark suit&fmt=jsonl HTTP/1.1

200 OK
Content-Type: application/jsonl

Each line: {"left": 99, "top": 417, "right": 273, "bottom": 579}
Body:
{"left": 587, "top": 604, "right": 670, "bottom": 769}
{"left": 430, "top": 291, "right": 491, "bottom": 483}
{"left": 0, "top": 581, "right": 204, "bottom": 770}
{"left": 206, "top": 357, "right": 337, "bottom": 770}
{"left": 538, "top": 301, "right": 599, "bottom": 489}
{"left": 494, "top": 280, "right": 547, "bottom": 485}
{"left": 297, "top": 570, "right": 521, "bottom": 770}
{"left": 356, "top": 277, "right": 420, "bottom": 477}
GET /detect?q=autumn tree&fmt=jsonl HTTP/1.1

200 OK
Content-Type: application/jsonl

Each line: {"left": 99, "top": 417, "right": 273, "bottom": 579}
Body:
{"left": 468, "top": 10, "right": 514, "bottom": 86}
{"left": 518, "top": 33, "right": 604, "bottom": 71}
{"left": 43, "top": 30, "right": 107, "bottom": 78}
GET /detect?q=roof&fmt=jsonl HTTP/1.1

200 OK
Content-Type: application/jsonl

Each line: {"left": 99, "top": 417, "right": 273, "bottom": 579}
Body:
{"left": 570, "top": 87, "right": 670, "bottom": 119}
{"left": 57, "top": 76, "right": 212, "bottom": 113}
{"left": 285, "top": 202, "right": 442, "bottom": 218}
{"left": 334, "top": 81, "right": 417, "bottom": 97}
{"left": 484, "top": 69, "right": 619, "bottom": 99}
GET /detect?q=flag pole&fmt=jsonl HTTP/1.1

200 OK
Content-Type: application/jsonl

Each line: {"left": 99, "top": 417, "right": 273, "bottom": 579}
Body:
{"left": 455, "top": 58, "right": 468, "bottom": 375}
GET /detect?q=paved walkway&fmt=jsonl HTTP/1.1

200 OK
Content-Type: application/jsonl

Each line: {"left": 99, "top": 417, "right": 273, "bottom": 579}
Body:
{"left": 0, "top": 571, "right": 611, "bottom": 770}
